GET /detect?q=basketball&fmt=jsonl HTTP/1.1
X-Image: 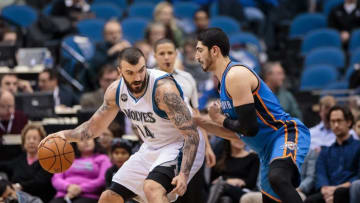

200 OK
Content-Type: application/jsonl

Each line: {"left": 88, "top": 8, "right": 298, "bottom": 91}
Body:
{"left": 37, "top": 137, "right": 75, "bottom": 173}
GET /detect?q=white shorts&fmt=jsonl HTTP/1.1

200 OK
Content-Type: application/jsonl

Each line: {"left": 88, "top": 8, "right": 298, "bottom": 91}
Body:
{"left": 112, "top": 133, "right": 205, "bottom": 203}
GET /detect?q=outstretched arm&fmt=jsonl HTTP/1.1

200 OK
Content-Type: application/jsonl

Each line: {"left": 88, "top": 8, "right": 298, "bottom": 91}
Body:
{"left": 155, "top": 78, "right": 199, "bottom": 179}
{"left": 40, "top": 80, "right": 120, "bottom": 144}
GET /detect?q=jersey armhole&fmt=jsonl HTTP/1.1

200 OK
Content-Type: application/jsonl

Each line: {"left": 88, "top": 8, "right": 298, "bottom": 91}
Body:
{"left": 115, "top": 78, "right": 122, "bottom": 107}
{"left": 152, "top": 75, "right": 184, "bottom": 119}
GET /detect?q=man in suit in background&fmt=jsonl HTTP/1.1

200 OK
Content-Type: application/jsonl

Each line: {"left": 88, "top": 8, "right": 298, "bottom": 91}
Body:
{"left": 38, "top": 69, "right": 78, "bottom": 107}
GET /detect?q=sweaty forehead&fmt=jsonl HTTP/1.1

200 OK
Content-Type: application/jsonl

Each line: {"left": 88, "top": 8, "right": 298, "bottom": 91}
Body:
{"left": 120, "top": 57, "right": 146, "bottom": 71}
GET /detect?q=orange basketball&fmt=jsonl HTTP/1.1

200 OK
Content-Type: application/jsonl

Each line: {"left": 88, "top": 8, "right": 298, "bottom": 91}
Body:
{"left": 38, "top": 137, "right": 75, "bottom": 173}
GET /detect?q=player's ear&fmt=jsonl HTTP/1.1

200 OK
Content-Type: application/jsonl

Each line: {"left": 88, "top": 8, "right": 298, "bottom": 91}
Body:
{"left": 211, "top": 46, "right": 219, "bottom": 56}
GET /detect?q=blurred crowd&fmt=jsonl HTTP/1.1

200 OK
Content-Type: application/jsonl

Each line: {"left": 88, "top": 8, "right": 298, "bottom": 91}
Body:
{"left": 1, "top": 0, "right": 360, "bottom": 203}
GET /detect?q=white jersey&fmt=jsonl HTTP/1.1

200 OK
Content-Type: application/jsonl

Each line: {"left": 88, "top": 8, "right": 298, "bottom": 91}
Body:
{"left": 116, "top": 69, "right": 184, "bottom": 149}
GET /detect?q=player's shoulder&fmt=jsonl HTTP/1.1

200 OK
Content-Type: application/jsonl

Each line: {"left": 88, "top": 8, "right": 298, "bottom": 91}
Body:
{"left": 104, "top": 78, "right": 122, "bottom": 101}
{"left": 226, "top": 65, "right": 254, "bottom": 81}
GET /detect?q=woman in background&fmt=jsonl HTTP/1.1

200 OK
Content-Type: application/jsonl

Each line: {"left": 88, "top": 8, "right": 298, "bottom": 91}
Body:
{"left": 0, "top": 123, "right": 55, "bottom": 202}
{"left": 50, "top": 138, "right": 111, "bottom": 203}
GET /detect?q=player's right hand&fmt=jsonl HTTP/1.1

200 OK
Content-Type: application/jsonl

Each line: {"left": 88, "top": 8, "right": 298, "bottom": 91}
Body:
{"left": 171, "top": 173, "right": 187, "bottom": 196}
{"left": 38, "top": 132, "right": 66, "bottom": 148}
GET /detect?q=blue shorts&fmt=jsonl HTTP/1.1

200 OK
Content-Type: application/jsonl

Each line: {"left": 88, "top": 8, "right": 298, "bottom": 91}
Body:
{"left": 241, "top": 119, "right": 310, "bottom": 202}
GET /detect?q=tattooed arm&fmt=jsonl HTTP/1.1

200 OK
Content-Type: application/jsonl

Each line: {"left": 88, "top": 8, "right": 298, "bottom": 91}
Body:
{"left": 39, "top": 80, "right": 120, "bottom": 144}
{"left": 155, "top": 78, "right": 199, "bottom": 180}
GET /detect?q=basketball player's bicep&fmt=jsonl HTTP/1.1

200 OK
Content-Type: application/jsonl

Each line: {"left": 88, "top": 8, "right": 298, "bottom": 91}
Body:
{"left": 226, "top": 71, "right": 254, "bottom": 107}
{"left": 155, "top": 80, "right": 197, "bottom": 133}
{"left": 89, "top": 81, "right": 119, "bottom": 132}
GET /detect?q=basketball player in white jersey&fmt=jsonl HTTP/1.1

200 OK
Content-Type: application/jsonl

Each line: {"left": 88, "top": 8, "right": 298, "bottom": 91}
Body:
{"left": 39, "top": 48, "right": 205, "bottom": 203}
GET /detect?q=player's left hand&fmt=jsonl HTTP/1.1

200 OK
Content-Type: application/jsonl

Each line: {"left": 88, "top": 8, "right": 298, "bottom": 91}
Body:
{"left": 171, "top": 173, "right": 188, "bottom": 196}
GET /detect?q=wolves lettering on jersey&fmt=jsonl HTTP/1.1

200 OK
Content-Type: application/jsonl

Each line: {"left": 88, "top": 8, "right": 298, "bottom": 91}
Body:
{"left": 123, "top": 109, "right": 156, "bottom": 123}
{"left": 116, "top": 69, "right": 185, "bottom": 149}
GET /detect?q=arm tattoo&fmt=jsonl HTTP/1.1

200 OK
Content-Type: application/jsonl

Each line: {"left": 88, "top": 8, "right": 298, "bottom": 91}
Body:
{"left": 64, "top": 102, "right": 109, "bottom": 142}
{"left": 157, "top": 81, "right": 199, "bottom": 177}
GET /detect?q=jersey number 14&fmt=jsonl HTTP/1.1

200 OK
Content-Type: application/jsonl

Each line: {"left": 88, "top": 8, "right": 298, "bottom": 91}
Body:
{"left": 135, "top": 124, "right": 155, "bottom": 138}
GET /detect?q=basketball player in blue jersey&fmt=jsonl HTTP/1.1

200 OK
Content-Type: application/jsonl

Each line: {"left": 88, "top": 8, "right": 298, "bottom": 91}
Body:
{"left": 194, "top": 28, "right": 310, "bottom": 203}
{"left": 39, "top": 48, "right": 205, "bottom": 203}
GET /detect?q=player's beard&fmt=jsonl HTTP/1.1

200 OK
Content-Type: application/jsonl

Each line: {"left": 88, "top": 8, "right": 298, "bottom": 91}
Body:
{"left": 124, "top": 74, "right": 148, "bottom": 94}
{"left": 201, "top": 53, "right": 213, "bottom": 72}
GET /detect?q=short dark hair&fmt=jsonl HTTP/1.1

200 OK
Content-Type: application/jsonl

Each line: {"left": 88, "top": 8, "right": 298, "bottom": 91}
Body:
{"left": 118, "top": 47, "right": 145, "bottom": 67}
{"left": 41, "top": 68, "right": 58, "bottom": 81}
{"left": 193, "top": 9, "right": 208, "bottom": 19}
{"left": 0, "top": 73, "right": 17, "bottom": 85}
{"left": 327, "top": 105, "right": 354, "bottom": 128}
{"left": 197, "top": 28, "right": 230, "bottom": 57}
{"left": 72, "top": 139, "right": 106, "bottom": 158}
{"left": 153, "top": 38, "right": 175, "bottom": 52}
{"left": 0, "top": 179, "right": 13, "bottom": 196}
{"left": 111, "top": 138, "right": 132, "bottom": 154}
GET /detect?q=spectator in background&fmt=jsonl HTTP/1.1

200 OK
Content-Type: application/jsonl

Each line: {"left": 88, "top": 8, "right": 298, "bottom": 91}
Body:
{"left": 105, "top": 138, "right": 132, "bottom": 188}
{"left": 0, "top": 74, "right": 33, "bottom": 94}
{"left": 263, "top": 62, "right": 303, "bottom": 120}
{"left": 297, "top": 149, "right": 319, "bottom": 198}
{"left": 354, "top": 116, "right": 360, "bottom": 139}
{"left": 0, "top": 90, "right": 27, "bottom": 136}
{"left": 0, "top": 179, "right": 43, "bottom": 203}
{"left": 97, "top": 128, "right": 114, "bottom": 155}
{"left": 328, "top": 0, "right": 360, "bottom": 44}
{"left": 134, "top": 40, "right": 152, "bottom": 61}
{"left": 38, "top": 69, "right": 79, "bottom": 107}
{"left": 309, "top": 96, "right": 337, "bottom": 150}
{"left": 208, "top": 139, "right": 260, "bottom": 203}
{"left": 80, "top": 65, "right": 119, "bottom": 110}
{"left": 50, "top": 139, "right": 111, "bottom": 203}
{"left": 0, "top": 123, "right": 55, "bottom": 202}
{"left": 182, "top": 38, "right": 211, "bottom": 94}
{"left": 0, "top": 27, "right": 18, "bottom": 46}
{"left": 305, "top": 105, "right": 360, "bottom": 203}
{"left": 193, "top": 9, "right": 209, "bottom": 36}
{"left": 153, "top": 1, "right": 184, "bottom": 48}
{"left": 85, "top": 20, "right": 130, "bottom": 90}
{"left": 144, "top": 22, "right": 168, "bottom": 68}
{"left": 51, "top": 0, "right": 94, "bottom": 25}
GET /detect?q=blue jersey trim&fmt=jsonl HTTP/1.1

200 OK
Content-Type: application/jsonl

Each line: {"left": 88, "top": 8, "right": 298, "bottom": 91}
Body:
{"left": 152, "top": 74, "right": 184, "bottom": 119}
{"left": 115, "top": 78, "right": 122, "bottom": 107}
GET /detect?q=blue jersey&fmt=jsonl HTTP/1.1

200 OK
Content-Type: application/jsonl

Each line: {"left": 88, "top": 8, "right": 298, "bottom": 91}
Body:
{"left": 220, "top": 61, "right": 311, "bottom": 201}
{"left": 220, "top": 61, "right": 297, "bottom": 155}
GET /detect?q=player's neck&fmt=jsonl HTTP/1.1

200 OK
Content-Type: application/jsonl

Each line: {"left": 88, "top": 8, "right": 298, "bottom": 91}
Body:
{"left": 213, "top": 57, "right": 231, "bottom": 81}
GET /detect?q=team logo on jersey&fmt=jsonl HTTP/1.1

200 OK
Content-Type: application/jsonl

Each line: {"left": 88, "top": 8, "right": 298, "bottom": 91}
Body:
{"left": 121, "top": 94, "right": 128, "bottom": 102}
{"left": 282, "top": 142, "right": 297, "bottom": 151}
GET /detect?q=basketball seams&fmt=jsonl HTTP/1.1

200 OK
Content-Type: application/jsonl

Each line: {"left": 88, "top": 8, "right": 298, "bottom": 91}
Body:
{"left": 53, "top": 138, "right": 63, "bottom": 173}
{"left": 38, "top": 151, "right": 74, "bottom": 160}
{"left": 38, "top": 145, "right": 57, "bottom": 171}
{"left": 62, "top": 139, "right": 73, "bottom": 165}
